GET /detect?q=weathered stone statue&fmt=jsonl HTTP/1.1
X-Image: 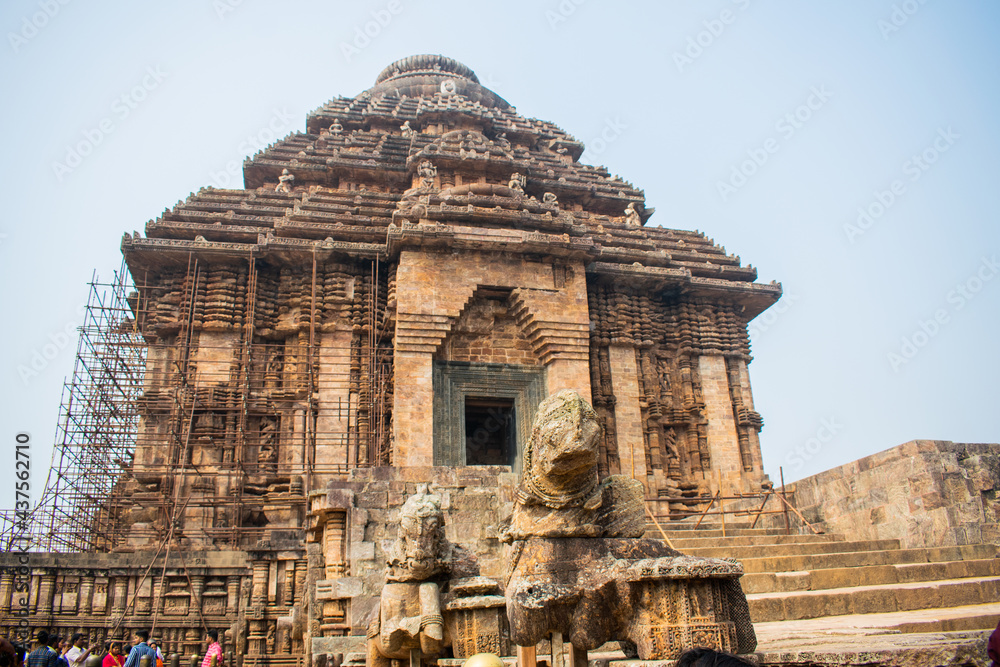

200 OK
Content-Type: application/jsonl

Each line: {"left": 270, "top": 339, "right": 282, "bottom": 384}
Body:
{"left": 367, "top": 485, "right": 447, "bottom": 666}
{"left": 508, "top": 172, "right": 525, "bottom": 193}
{"left": 543, "top": 192, "right": 558, "bottom": 206}
{"left": 276, "top": 169, "right": 295, "bottom": 193}
{"left": 400, "top": 120, "right": 414, "bottom": 137}
{"left": 503, "top": 390, "right": 756, "bottom": 663}
{"left": 418, "top": 160, "right": 437, "bottom": 188}
{"left": 624, "top": 201, "right": 641, "bottom": 225}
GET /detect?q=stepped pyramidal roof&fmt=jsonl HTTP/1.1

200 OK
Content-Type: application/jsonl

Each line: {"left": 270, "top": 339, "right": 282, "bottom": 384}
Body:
{"left": 124, "top": 54, "right": 780, "bottom": 319}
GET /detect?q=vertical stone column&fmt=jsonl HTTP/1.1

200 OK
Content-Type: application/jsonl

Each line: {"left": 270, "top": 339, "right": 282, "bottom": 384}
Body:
{"left": 152, "top": 577, "right": 165, "bottom": 616}
{"left": 248, "top": 559, "right": 269, "bottom": 655}
{"left": 609, "top": 345, "right": 648, "bottom": 484}
{"left": 282, "top": 562, "right": 295, "bottom": 606}
{"left": 392, "top": 351, "right": 434, "bottom": 466}
{"left": 111, "top": 575, "right": 128, "bottom": 616}
{"left": 294, "top": 559, "right": 307, "bottom": 605}
{"left": 190, "top": 574, "right": 205, "bottom": 611}
{"left": 735, "top": 358, "right": 765, "bottom": 473}
{"left": 226, "top": 576, "right": 240, "bottom": 614}
{"left": 698, "top": 356, "right": 741, "bottom": 477}
{"left": 38, "top": 570, "right": 57, "bottom": 615}
{"left": 251, "top": 561, "right": 268, "bottom": 606}
{"left": 79, "top": 572, "right": 95, "bottom": 615}
{"left": 324, "top": 512, "right": 348, "bottom": 579}
{"left": 0, "top": 570, "right": 14, "bottom": 614}
{"left": 315, "top": 328, "right": 355, "bottom": 472}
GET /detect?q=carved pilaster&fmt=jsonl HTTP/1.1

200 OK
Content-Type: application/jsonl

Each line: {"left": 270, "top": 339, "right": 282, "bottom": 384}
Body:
{"left": 0, "top": 571, "right": 14, "bottom": 614}
{"left": 38, "top": 570, "right": 56, "bottom": 615}
{"left": 294, "top": 559, "right": 307, "bottom": 605}
{"left": 324, "top": 513, "right": 347, "bottom": 580}
{"left": 79, "top": 572, "right": 95, "bottom": 615}
{"left": 282, "top": 562, "right": 294, "bottom": 606}
{"left": 226, "top": 576, "right": 240, "bottom": 614}
{"left": 190, "top": 574, "right": 205, "bottom": 610}
{"left": 111, "top": 576, "right": 128, "bottom": 616}
{"left": 251, "top": 560, "right": 268, "bottom": 606}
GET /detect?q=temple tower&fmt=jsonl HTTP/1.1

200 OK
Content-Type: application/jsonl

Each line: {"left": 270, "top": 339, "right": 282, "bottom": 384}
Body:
{"left": 1, "top": 55, "right": 781, "bottom": 660}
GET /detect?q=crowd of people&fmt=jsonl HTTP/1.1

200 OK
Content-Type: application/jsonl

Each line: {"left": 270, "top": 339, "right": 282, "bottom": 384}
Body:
{"left": 2, "top": 625, "right": 997, "bottom": 667}
{"left": 0, "top": 630, "right": 222, "bottom": 667}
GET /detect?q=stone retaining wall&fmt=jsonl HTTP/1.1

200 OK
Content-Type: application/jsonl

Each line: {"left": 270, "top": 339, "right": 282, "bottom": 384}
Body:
{"left": 783, "top": 440, "right": 999, "bottom": 548}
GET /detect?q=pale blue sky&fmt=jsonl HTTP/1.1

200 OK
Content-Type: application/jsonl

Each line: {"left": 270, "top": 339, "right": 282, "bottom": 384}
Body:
{"left": 2, "top": 1, "right": 998, "bottom": 510}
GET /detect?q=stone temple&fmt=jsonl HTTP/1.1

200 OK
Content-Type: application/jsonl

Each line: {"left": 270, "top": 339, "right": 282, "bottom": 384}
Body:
{"left": 3, "top": 55, "right": 997, "bottom": 667}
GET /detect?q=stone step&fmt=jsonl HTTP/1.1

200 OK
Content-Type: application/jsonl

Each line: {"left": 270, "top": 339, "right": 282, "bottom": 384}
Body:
{"left": 747, "top": 575, "right": 1000, "bottom": 622}
{"left": 737, "top": 543, "right": 999, "bottom": 573}
{"left": 679, "top": 538, "right": 902, "bottom": 559}
{"left": 666, "top": 533, "right": 845, "bottom": 548}
{"left": 753, "top": 601, "right": 1000, "bottom": 642}
{"left": 646, "top": 523, "right": 793, "bottom": 536}
{"left": 741, "top": 557, "right": 1000, "bottom": 594}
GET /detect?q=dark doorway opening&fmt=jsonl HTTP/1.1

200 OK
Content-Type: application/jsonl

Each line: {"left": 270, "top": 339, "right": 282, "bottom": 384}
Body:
{"left": 465, "top": 397, "right": 515, "bottom": 466}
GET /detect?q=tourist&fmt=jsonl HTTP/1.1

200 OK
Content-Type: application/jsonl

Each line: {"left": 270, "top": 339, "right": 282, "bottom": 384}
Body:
{"left": 14, "top": 642, "right": 28, "bottom": 667}
{"left": 25, "top": 632, "right": 58, "bottom": 667}
{"left": 199, "top": 631, "right": 222, "bottom": 667}
{"left": 65, "top": 634, "right": 91, "bottom": 667}
{"left": 0, "top": 637, "right": 17, "bottom": 667}
{"left": 44, "top": 635, "right": 66, "bottom": 667}
{"left": 122, "top": 632, "right": 155, "bottom": 667}
{"left": 145, "top": 644, "right": 162, "bottom": 667}
{"left": 675, "top": 648, "right": 756, "bottom": 667}
{"left": 101, "top": 644, "right": 123, "bottom": 667}
{"left": 989, "top": 617, "right": 1000, "bottom": 667}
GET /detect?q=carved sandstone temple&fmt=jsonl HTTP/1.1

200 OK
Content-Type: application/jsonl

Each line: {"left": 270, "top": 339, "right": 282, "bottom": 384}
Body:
{"left": 0, "top": 55, "right": 781, "bottom": 663}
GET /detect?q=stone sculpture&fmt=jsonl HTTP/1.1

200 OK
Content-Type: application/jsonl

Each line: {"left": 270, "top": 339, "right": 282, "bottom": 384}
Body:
{"left": 624, "top": 202, "right": 641, "bottom": 225}
{"left": 503, "top": 390, "right": 756, "bottom": 663}
{"left": 508, "top": 172, "right": 526, "bottom": 192}
{"left": 400, "top": 120, "right": 414, "bottom": 137}
{"left": 418, "top": 160, "right": 437, "bottom": 188}
{"left": 367, "top": 485, "right": 447, "bottom": 666}
{"left": 276, "top": 169, "right": 295, "bottom": 193}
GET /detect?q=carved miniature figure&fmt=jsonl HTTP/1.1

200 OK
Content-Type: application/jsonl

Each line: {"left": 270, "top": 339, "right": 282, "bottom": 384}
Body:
{"left": 418, "top": 160, "right": 437, "bottom": 188}
{"left": 276, "top": 169, "right": 295, "bottom": 193}
{"left": 507, "top": 172, "right": 525, "bottom": 192}
{"left": 624, "top": 202, "right": 641, "bottom": 226}
{"left": 330, "top": 119, "right": 344, "bottom": 134}
{"left": 543, "top": 192, "right": 558, "bottom": 206}
{"left": 400, "top": 121, "right": 414, "bottom": 137}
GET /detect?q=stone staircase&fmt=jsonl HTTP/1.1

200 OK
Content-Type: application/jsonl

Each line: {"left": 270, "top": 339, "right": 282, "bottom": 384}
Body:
{"left": 649, "top": 522, "right": 1000, "bottom": 661}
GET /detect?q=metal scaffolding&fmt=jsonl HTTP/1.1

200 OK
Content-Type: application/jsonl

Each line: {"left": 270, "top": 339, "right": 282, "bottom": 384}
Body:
{"left": 15, "top": 262, "right": 147, "bottom": 552}
{"left": 0, "top": 255, "right": 394, "bottom": 554}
